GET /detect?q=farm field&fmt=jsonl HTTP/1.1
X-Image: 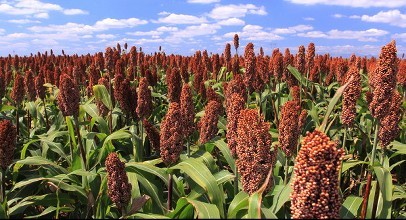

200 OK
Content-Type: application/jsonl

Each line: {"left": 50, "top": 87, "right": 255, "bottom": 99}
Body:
{"left": 0, "top": 38, "right": 405, "bottom": 219}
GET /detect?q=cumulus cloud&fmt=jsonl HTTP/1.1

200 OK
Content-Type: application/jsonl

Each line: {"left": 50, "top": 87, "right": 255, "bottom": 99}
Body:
{"left": 0, "top": 0, "right": 88, "bottom": 18}
{"left": 360, "top": 10, "right": 406, "bottom": 27}
{"left": 96, "top": 34, "right": 116, "bottom": 39}
{"left": 273, "top": 25, "right": 313, "bottom": 34}
{"left": 208, "top": 4, "right": 267, "bottom": 20}
{"left": 0, "top": 28, "right": 5, "bottom": 35}
{"left": 392, "top": 33, "right": 406, "bottom": 42}
{"left": 171, "top": 23, "right": 221, "bottom": 38}
{"left": 156, "top": 26, "right": 179, "bottom": 32}
{"left": 224, "top": 24, "right": 283, "bottom": 41}
{"left": 216, "top": 18, "right": 245, "bottom": 26}
{"left": 187, "top": 0, "right": 220, "bottom": 4}
{"left": 298, "top": 28, "right": 389, "bottom": 41}
{"left": 8, "top": 19, "right": 41, "bottom": 24}
{"left": 284, "top": 0, "right": 406, "bottom": 8}
{"left": 63, "top": 8, "right": 88, "bottom": 15}
{"left": 155, "top": 13, "right": 207, "bottom": 24}
{"left": 127, "top": 30, "right": 163, "bottom": 36}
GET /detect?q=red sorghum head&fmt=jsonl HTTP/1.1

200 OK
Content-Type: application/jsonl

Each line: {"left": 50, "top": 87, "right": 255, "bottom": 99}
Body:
{"left": 278, "top": 100, "right": 301, "bottom": 157}
{"left": 105, "top": 152, "right": 132, "bottom": 210}
{"left": 160, "top": 102, "right": 183, "bottom": 166}
{"left": 225, "top": 93, "right": 245, "bottom": 157}
{"left": 136, "top": 77, "right": 153, "bottom": 119}
{"left": 11, "top": 73, "right": 25, "bottom": 105}
{"left": 180, "top": 83, "right": 195, "bottom": 138}
{"left": 290, "top": 130, "right": 344, "bottom": 219}
{"left": 57, "top": 73, "right": 80, "bottom": 117}
{"left": 236, "top": 109, "right": 276, "bottom": 195}
{"left": 199, "top": 100, "right": 222, "bottom": 144}
{"left": 0, "top": 119, "right": 17, "bottom": 170}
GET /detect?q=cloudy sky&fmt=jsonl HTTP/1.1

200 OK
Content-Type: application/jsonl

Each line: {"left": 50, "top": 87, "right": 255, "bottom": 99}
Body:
{"left": 0, "top": 0, "right": 405, "bottom": 57}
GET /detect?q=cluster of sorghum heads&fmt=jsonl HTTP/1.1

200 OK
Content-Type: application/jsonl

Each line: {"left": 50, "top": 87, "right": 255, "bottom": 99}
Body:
{"left": 160, "top": 102, "right": 183, "bottom": 166}
{"left": 136, "top": 77, "right": 152, "bottom": 119}
{"left": 166, "top": 67, "right": 182, "bottom": 103}
{"left": 0, "top": 119, "right": 17, "bottom": 170}
{"left": 236, "top": 109, "right": 275, "bottom": 195}
{"left": 199, "top": 100, "right": 223, "bottom": 144}
{"left": 379, "top": 90, "right": 403, "bottom": 148}
{"left": 105, "top": 152, "right": 132, "bottom": 210}
{"left": 57, "top": 74, "right": 80, "bottom": 117}
{"left": 290, "top": 130, "right": 344, "bottom": 219}
{"left": 341, "top": 56, "right": 361, "bottom": 127}
{"left": 35, "top": 72, "right": 46, "bottom": 100}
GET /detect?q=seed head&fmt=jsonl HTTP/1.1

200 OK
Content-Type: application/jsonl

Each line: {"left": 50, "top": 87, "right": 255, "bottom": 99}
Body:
{"left": 57, "top": 74, "right": 80, "bottom": 117}
{"left": 143, "top": 119, "right": 160, "bottom": 153}
{"left": 105, "top": 152, "right": 132, "bottom": 210}
{"left": 136, "top": 77, "right": 153, "bottom": 119}
{"left": 0, "top": 119, "right": 17, "bottom": 170}
{"left": 278, "top": 101, "right": 301, "bottom": 157}
{"left": 24, "top": 70, "right": 36, "bottom": 101}
{"left": 226, "top": 93, "right": 245, "bottom": 157}
{"left": 341, "top": 59, "right": 361, "bottom": 127}
{"left": 35, "top": 72, "right": 46, "bottom": 100}
{"left": 199, "top": 100, "right": 222, "bottom": 144}
{"left": 180, "top": 83, "right": 195, "bottom": 138}
{"left": 379, "top": 90, "right": 403, "bottom": 148}
{"left": 290, "top": 130, "right": 344, "bottom": 219}
{"left": 160, "top": 102, "right": 183, "bottom": 166}
{"left": 11, "top": 73, "right": 25, "bottom": 105}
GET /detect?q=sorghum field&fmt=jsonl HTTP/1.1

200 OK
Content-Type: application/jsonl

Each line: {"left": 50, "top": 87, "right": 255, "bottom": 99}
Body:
{"left": 0, "top": 36, "right": 405, "bottom": 219}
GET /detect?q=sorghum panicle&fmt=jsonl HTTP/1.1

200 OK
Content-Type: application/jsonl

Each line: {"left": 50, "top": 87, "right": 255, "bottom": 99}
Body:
{"left": 370, "top": 40, "right": 398, "bottom": 120}
{"left": 278, "top": 101, "right": 301, "bottom": 157}
{"left": 243, "top": 42, "right": 256, "bottom": 92}
{"left": 11, "top": 73, "right": 25, "bottom": 105}
{"left": 296, "top": 45, "right": 305, "bottom": 75}
{"left": 57, "top": 73, "right": 80, "bottom": 117}
{"left": 24, "top": 70, "right": 36, "bottom": 101}
{"left": 341, "top": 58, "right": 361, "bottom": 127}
{"left": 0, "top": 119, "right": 17, "bottom": 170}
{"left": 226, "top": 93, "right": 245, "bottom": 157}
{"left": 236, "top": 109, "right": 275, "bottom": 195}
{"left": 199, "top": 100, "right": 222, "bottom": 144}
{"left": 233, "top": 34, "right": 239, "bottom": 52}
{"left": 290, "top": 130, "right": 344, "bottom": 219}
{"left": 136, "top": 77, "right": 153, "bottom": 119}
{"left": 105, "top": 152, "right": 132, "bottom": 210}
{"left": 166, "top": 67, "right": 182, "bottom": 103}
{"left": 143, "top": 119, "right": 160, "bottom": 153}
{"left": 35, "top": 73, "right": 46, "bottom": 100}
{"left": 160, "top": 102, "right": 183, "bottom": 166}
{"left": 180, "top": 83, "right": 195, "bottom": 138}
{"left": 379, "top": 90, "right": 403, "bottom": 148}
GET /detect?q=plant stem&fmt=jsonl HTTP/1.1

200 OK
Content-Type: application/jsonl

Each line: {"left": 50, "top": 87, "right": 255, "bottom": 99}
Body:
{"left": 167, "top": 173, "right": 173, "bottom": 211}
{"left": 360, "top": 122, "right": 379, "bottom": 219}
{"left": 42, "top": 99, "right": 49, "bottom": 130}
{"left": 234, "top": 165, "right": 239, "bottom": 196}
{"left": 284, "top": 156, "right": 290, "bottom": 185}
{"left": 371, "top": 148, "right": 386, "bottom": 219}
{"left": 73, "top": 115, "right": 87, "bottom": 169}
{"left": 0, "top": 168, "right": 4, "bottom": 203}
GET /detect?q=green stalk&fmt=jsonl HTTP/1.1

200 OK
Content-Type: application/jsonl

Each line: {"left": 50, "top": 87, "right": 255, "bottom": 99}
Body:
{"left": 338, "top": 127, "right": 347, "bottom": 192}
{"left": 167, "top": 173, "right": 173, "bottom": 211}
{"left": 73, "top": 115, "right": 87, "bottom": 169}
{"left": 284, "top": 156, "right": 290, "bottom": 185}
{"left": 360, "top": 122, "right": 379, "bottom": 219}
{"left": 42, "top": 99, "right": 49, "bottom": 130}
{"left": 0, "top": 168, "right": 4, "bottom": 203}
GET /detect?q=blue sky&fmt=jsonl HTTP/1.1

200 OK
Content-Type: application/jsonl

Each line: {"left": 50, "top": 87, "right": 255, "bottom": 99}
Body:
{"left": 0, "top": 0, "right": 405, "bottom": 57}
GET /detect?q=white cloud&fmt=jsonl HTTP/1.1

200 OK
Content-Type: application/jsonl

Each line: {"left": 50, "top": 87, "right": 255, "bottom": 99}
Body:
{"left": 156, "top": 26, "right": 179, "bottom": 32}
{"left": 171, "top": 23, "right": 221, "bottom": 38}
{"left": 8, "top": 19, "right": 40, "bottom": 24}
{"left": 298, "top": 28, "right": 389, "bottom": 41}
{"left": 0, "top": 0, "right": 89, "bottom": 18}
{"left": 127, "top": 30, "right": 163, "bottom": 36}
{"left": 208, "top": 4, "right": 267, "bottom": 20}
{"left": 63, "top": 8, "right": 88, "bottom": 15}
{"left": 187, "top": 0, "right": 220, "bottom": 4}
{"left": 349, "top": 15, "right": 361, "bottom": 19}
{"left": 285, "top": 0, "right": 406, "bottom": 8}
{"left": 94, "top": 18, "right": 148, "bottom": 30}
{"left": 96, "top": 34, "right": 116, "bottom": 39}
{"left": 333, "top": 13, "right": 345, "bottom": 18}
{"left": 217, "top": 18, "right": 245, "bottom": 26}
{"left": 361, "top": 10, "right": 406, "bottom": 27}
{"left": 273, "top": 25, "right": 313, "bottom": 34}
{"left": 224, "top": 24, "right": 283, "bottom": 41}
{"left": 155, "top": 13, "right": 207, "bottom": 24}
{"left": 303, "top": 17, "right": 314, "bottom": 21}
{"left": 0, "top": 28, "right": 5, "bottom": 35}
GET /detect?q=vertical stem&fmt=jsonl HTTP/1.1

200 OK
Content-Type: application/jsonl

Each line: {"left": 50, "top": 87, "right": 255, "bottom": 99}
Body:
{"left": 43, "top": 99, "right": 49, "bottom": 130}
{"left": 186, "top": 140, "right": 190, "bottom": 158}
{"left": 284, "top": 156, "right": 290, "bottom": 185}
{"left": 234, "top": 164, "right": 239, "bottom": 196}
{"left": 167, "top": 173, "right": 173, "bottom": 211}
{"left": 15, "top": 105, "right": 19, "bottom": 142}
{"left": 360, "top": 122, "right": 379, "bottom": 219}
{"left": 0, "top": 168, "right": 4, "bottom": 203}
{"left": 73, "top": 115, "right": 87, "bottom": 169}
{"left": 371, "top": 148, "right": 386, "bottom": 219}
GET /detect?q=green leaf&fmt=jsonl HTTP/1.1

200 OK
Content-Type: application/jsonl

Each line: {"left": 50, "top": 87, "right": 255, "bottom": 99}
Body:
{"left": 373, "top": 166, "right": 393, "bottom": 219}
{"left": 214, "top": 138, "right": 236, "bottom": 173}
{"left": 247, "top": 167, "right": 273, "bottom": 219}
{"left": 213, "top": 170, "right": 235, "bottom": 185}
{"left": 24, "top": 206, "right": 73, "bottom": 219}
{"left": 227, "top": 191, "right": 249, "bottom": 218}
{"left": 342, "top": 160, "right": 368, "bottom": 173}
{"left": 319, "top": 75, "right": 354, "bottom": 132}
{"left": 65, "top": 116, "right": 77, "bottom": 147}
{"left": 287, "top": 65, "right": 308, "bottom": 87}
{"left": 81, "top": 103, "right": 99, "bottom": 118}
{"left": 186, "top": 198, "right": 221, "bottom": 219}
{"left": 16, "top": 156, "right": 68, "bottom": 174}
{"left": 93, "top": 85, "right": 112, "bottom": 110}
{"left": 340, "top": 196, "right": 363, "bottom": 219}
{"left": 270, "top": 175, "right": 293, "bottom": 214}
{"left": 135, "top": 173, "right": 165, "bottom": 214}
{"left": 129, "top": 213, "right": 170, "bottom": 219}
{"left": 171, "top": 158, "right": 225, "bottom": 218}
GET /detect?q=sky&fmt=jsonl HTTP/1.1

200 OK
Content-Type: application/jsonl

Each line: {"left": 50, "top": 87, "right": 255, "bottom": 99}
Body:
{"left": 0, "top": 0, "right": 405, "bottom": 58}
